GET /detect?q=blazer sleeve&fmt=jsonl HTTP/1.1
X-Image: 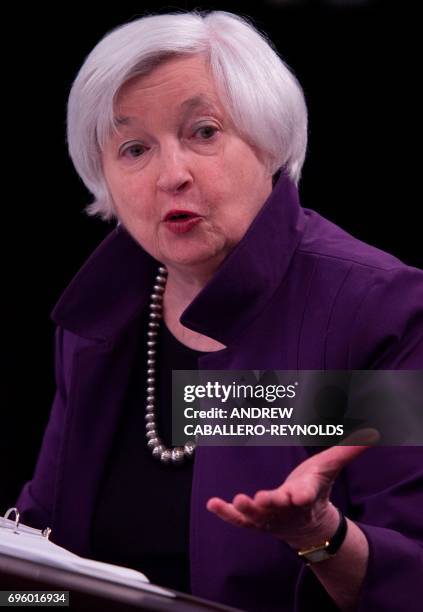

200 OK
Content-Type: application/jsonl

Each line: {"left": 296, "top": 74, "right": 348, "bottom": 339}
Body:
{"left": 294, "top": 446, "right": 423, "bottom": 612}
{"left": 348, "top": 265, "right": 423, "bottom": 368}
{"left": 15, "top": 325, "right": 68, "bottom": 530}
{"left": 295, "top": 265, "right": 423, "bottom": 611}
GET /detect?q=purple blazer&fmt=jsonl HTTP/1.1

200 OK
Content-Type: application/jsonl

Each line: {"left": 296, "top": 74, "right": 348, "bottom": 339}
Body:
{"left": 17, "top": 173, "right": 423, "bottom": 611}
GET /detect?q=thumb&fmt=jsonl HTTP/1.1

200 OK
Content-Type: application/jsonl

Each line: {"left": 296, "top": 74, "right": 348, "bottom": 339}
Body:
{"left": 309, "top": 428, "right": 380, "bottom": 482}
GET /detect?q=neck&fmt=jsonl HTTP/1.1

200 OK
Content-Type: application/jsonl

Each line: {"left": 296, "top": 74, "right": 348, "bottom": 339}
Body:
{"left": 161, "top": 261, "right": 227, "bottom": 351}
{"left": 163, "top": 260, "right": 219, "bottom": 309}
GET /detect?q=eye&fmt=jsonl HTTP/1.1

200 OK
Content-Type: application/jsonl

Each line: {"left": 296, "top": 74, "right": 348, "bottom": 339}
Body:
{"left": 193, "top": 125, "right": 219, "bottom": 140}
{"left": 120, "top": 142, "right": 148, "bottom": 158}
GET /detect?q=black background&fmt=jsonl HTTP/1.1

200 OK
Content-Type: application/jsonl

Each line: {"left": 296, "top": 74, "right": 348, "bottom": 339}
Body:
{"left": 3, "top": 1, "right": 421, "bottom": 513}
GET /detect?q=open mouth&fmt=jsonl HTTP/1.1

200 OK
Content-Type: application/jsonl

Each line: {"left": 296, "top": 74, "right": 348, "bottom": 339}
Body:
{"left": 168, "top": 213, "right": 191, "bottom": 221}
{"left": 164, "top": 210, "right": 200, "bottom": 222}
{"left": 163, "top": 210, "right": 202, "bottom": 234}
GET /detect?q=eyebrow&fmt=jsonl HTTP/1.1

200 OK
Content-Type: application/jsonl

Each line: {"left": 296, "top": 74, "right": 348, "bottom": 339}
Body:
{"left": 114, "top": 95, "right": 219, "bottom": 126}
{"left": 179, "top": 94, "right": 218, "bottom": 114}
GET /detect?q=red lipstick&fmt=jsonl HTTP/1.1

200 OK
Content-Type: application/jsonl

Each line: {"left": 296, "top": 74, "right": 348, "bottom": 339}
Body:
{"left": 163, "top": 209, "right": 202, "bottom": 234}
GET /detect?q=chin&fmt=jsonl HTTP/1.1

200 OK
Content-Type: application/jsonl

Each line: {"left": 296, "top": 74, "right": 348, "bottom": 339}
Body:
{"left": 161, "top": 245, "right": 225, "bottom": 270}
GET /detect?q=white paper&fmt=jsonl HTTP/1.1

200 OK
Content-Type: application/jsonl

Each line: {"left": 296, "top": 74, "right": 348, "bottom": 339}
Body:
{"left": 0, "top": 520, "right": 175, "bottom": 598}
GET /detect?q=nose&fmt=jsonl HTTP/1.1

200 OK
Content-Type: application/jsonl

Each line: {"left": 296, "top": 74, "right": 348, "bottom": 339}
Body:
{"left": 156, "top": 141, "right": 193, "bottom": 195}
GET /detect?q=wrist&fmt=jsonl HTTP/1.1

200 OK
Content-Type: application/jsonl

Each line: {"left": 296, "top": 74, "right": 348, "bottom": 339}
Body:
{"left": 284, "top": 502, "right": 341, "bottom": 550}
{"left": 295, "top": 506, "right": 348, "bottom": 565}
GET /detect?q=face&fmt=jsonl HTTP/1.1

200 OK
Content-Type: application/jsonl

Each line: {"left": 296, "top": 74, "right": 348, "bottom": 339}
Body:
{"left": 102, "top": 54, "right": 273, "bottom": 276}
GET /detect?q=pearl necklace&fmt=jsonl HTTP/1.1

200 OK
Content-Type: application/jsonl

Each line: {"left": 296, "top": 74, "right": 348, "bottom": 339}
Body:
{"left": 145, "top": 266, "right": 196, "bottom": 466}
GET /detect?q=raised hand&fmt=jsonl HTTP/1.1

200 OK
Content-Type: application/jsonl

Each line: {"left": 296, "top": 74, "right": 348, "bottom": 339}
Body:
{"left": 206, "top": 429, "right": 379, "bottom": 548}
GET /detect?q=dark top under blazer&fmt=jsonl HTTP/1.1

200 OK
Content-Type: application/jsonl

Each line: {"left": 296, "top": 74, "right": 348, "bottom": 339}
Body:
{"left": 91, "top": 317, "right": 205, "bottom": 593}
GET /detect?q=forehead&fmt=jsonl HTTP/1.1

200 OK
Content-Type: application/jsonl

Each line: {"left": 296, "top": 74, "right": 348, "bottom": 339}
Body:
{"left": 114, "top": 55, "right": 224, "bottom": 124}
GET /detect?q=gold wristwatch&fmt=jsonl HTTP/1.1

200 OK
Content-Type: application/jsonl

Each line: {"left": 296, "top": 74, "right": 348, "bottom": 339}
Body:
{"left": 297, "top": 507, "right": 347, "bottom": 565}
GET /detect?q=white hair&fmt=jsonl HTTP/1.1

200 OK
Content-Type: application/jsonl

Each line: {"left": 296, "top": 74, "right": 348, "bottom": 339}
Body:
{"left": 67, "top": 10, "right": 308, "bottom": 221}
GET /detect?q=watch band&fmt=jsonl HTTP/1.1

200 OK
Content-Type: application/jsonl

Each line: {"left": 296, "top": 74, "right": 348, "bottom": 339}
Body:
{"left": 297, "top": 507, "right": 348, "bottom": 565}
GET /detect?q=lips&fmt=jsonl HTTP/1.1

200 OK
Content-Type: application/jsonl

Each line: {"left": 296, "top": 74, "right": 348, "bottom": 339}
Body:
{"left": 163, "top": 209, "right": 202, "bottom": 234}
{"left": 164, "top": 209, "right": 200, "bottom": 222}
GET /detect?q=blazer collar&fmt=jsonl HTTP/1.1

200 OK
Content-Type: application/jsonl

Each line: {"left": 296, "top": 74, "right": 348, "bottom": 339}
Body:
{"left": 51, "top": 170, "right": 307, "bottom": 344}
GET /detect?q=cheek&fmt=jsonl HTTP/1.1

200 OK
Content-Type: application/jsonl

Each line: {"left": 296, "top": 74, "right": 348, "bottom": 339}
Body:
{"left": 108, "top": 175, "right": 155, "bottom": 221}
{"left": 215, "top": 144, "right": 265, "bottom": 196}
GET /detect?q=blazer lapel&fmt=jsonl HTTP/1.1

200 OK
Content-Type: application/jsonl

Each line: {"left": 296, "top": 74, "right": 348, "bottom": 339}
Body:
{"left": 52, "top": 315, "right": 143, "bottom": 555}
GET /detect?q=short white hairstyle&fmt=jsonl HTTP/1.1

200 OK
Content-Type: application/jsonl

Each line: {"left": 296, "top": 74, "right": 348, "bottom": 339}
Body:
{"left": 67, "top": 10, "right": 308, "bottom": 221}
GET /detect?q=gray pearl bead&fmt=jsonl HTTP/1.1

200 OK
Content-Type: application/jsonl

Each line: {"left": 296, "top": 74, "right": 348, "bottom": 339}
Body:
{"left": 171, "top": 448, "right": 185, "bottom": 465}
{"left": 147, "top": 437, "right": 161, "bottom": 449}
{"left": 153, "top": 285, "right": 165, "bottom": 293}
{"left": 146, "top": 422, "right": 156, "bottom": 431}
{"left": 146, "top": 430, "right": 158, "bottom": 440}
{"left": 160, "top": 450, "right": 172, "bottom": 464}
{"left": 184, "top": 441, "right": 196, "bottom": 458}
{"left": 149, "top": 321, "right": 160, "bottom": 328}
{"left": 146, "top": 386, "right": 155, "bottom": 394}
{"left": 158, "top": 266, "right": 167, "bottom": 274}
{"left": 152, "top": 445, "right": 166, "bottom": 459}
{"left": 145, "top": 413, "right": 155, "bottom": 422}
{"left": 146, "top": 404, "right": 155, "bottom": 412}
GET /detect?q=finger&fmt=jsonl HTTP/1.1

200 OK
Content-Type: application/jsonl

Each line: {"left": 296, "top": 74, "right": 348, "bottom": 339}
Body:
{"left": 254, "top": 487, "right": 292, "bottom": 510}
{"left": 232, "top": 493, "right": 270, "bottom": 526}
{"left": 207, "top": 497, "right": 255, "bottom": 529}
{"left": 283, "top": 478, "right": 320, "bottom": 506}
{"left": 255, "top": 478, "right": 318, "bottom": 509}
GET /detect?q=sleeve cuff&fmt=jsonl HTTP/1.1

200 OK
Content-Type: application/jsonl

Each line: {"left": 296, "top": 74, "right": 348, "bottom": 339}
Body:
{"left": 294, "top": 522, "right": 423, "bottom": 612}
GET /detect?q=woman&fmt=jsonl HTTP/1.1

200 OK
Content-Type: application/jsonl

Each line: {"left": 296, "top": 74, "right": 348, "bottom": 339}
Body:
{"left": 17, "top": 11, "right": 422, "bottom": 612}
